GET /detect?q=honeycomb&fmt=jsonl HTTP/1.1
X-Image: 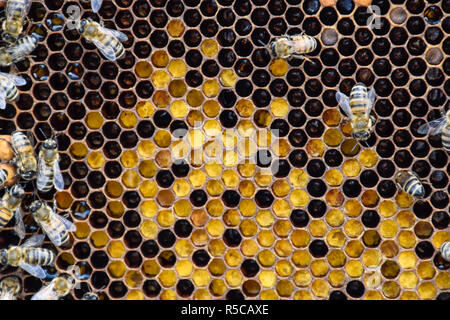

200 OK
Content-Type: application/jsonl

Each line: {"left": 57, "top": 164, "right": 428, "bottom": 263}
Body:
{"left": 0, "top": 0, "right": 449, "bottom": 300}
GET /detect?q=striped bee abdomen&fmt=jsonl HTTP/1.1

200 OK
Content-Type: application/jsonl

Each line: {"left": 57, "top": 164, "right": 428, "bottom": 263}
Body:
{"left": 441, "top": 126, "right": 450, "bottom": 152}
{"left": 24, "top": 248, "right": 55, "bottom": 265}
{"left": 441, "top": 241, "right": 450, "bottom": 262}
{"left": 0, "top": 169, "right": 8, "bottom": 186}
{"left": 292, "top": 35, "right": 317, "bottom": 54}
{"left": 403, "top": 175, "right": 425, "bottom": 198}
{"left": 0, "top": 207, "right": 13, "bottom": 227}
{"left": 37, "top": 161, "right": 55, "bottom": 192}
{"left": 350, "top": 84, "right": 369, "bottom": 114}
{"left": 11, "top": 131, "right": 32, "bottom": 153}
{"left": 46, "top": 220, "right": 70, "bottom": 246}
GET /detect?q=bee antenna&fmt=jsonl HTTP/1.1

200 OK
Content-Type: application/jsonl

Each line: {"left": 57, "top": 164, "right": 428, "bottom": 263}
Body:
{"left": 37, "top": 127, "right": 47, "bottom": 139}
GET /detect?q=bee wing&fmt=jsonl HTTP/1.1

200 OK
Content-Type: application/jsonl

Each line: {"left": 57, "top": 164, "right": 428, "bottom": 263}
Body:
{"left": 91, "top": 0, "right": 104, "bottom": 12}
{"left": 39, "top": 220, "right": 63, "bottom": 246}
{"left": 53, "top": 160, "right": 65, "bottom": 191}
{"left": 92, "top": 39, "right": 117, "bottom": 61}
{"left": 335, "top": 92, "right": 353, "bottom": 119}
{"left": 5, "top": 0, "right": 31, "bottom": 18}
{"left": 417, "top": 117, "right": 447, "bottom": 136}
{"left": 0, "top": 94, "right": 6, "bottom": 110}
{"left": 20, "top": 263, "right": 46, "bottom": 279}
{"left": 366, "top": 88, "right": 376, "bottom": 117}
{"left": 0, "top": 73, "right": 26, "bottom": 86}
{"left": 36, "top": 156, "right": 50, "bottom": 191}
{"left": 13, "top": 209, "right": 25, "bottom": 240}
{"left": 24, "top": 0, "right": 33, "bottom": 15}
{"left": 54, "top": 213, "right": 76, "bottom": 232}
{"left": 102, "top": 26, "right": 128, "bottom": 42}
{"left": 21, "top": 234, "right": 45, "bottom": 248}
{"left": 31, "top": 282, "right": 57, "bottom": 300}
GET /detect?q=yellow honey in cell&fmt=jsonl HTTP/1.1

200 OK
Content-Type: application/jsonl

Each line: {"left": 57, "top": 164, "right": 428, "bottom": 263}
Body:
{"left": 171, "top": 140, "right": 189, "bottom": 159}
{"left": 125, "top": 271, "right": 143, "bottom": 288}
{"left": 323, "top": 128, "right": 342, "bottom": 146}
{"left": 203, "top": 80, "right": 220, "bottom": 97}
{"left": 107, "top": 201, "right": 124, "bottom": 218}
{"left": 176, "top": 260, "right": 193, "bottom": 277}
{"left": 75, "top": 222, "right": 90, "bottom": 239}
{"left": 396, "top": 210, "right": 415, "bottom": 228}
{"left": 222, "top": 130, "right": 238, "bottom": 148}
{"left": 341, "top": 139, "right": 360, "bottom": 156}
{"left": 254, "top": 110, "right": 272, "bottom": 128}
{"left": 167, "top": 19, "right": 184, "bottom": 37}
{"left": 191, "top": 229, "right": 209, "bottom": 246}
{"left": 418, "top": 282, "right": 437, "bottom": 299}
{"left": 186, "top": 90, "right": 204, "bottom": 108}
{"left": 192, "top": 269, "right": 210, "bottom": 287}
{"left": 121, "top": 150, "right": 139, "bottom": 168}
{"left": 108, "top": 261, "right": 126, "bottom": 278}
{"left": 108, "top": 240, "right": 125, "bottom": 258}
{"left": 324, "top": 169, "right": 343, "bottom": 186}
{"left": 365, "top": 291, "right": 383, "bottom": 300}
{"left": 398, "top": 230, "right": 416, "bottom": 249}
{"left": 140, "top": 220, "right": 158, "bottom": 238}
{"left": 121, "top": 170, "right": 140, "bottom": 188}
{"left": 153, "top": 90, "right": 171, "bottom": 108}
{"left": 275, "top": 240, "right": 292, "bottom": 257}
{"left": 139, "top": 160, "right": 157, "bottom": 178}
{"left": 361, "top": 190, "right": 379, "bottom": 207}
{"left": 326, "top": 209, "right": 344, "bottom": 227}
{"left": 325, "top": 189, "right": 344, "bottom": 207}
{"left": 258, "top": 249, "right": 276, "bottom": 267}
{"left": 342, "top": 159, "right": 361, "bottom": 177}
{"left": 290, "top": 189, "right": 309, "bottom": 207}
{"left": 201, "top": 39, "right": 219, "bottom": 57}
{"left": 223, "top": 209, "right": 240, "bottom": 227}
{"left": 86, "top": 111, "right": 103, "bottom": 129}
{"left": 220, "top": 69, "right": 237, "bottom": 86}
{"left": 187, "top": 111, "right": 204, "bottom": 128}
{"left": 345, "top": 260, "right": 364, "bottom": 277}
{"left": 260, "top": 290, "right": 278, "bottom": 300}
{"left": 167, "top": 59, "right": 186, "bottom": 78}
{"left": 294, "top": 270, "right": 312, "bottom": 287}
{"left": 289, "top": 169, "right": 308, "bottom": 187}
{"left": 70, "top": 142, "right": 87, "bottom": 159}
{"left": 139, "top": 180, "right": 157, "bottom": 198}
{"left": 359, "top": 149, "right": 378, "bottom": 167}
{"left": 399, "top": 271, "right": 418, "bottom": 289}
{"left": 159, "top": 270, "right": 177, "bottom": 287}
{"left": 237, "top": 181, "right": 254, "bottom": 198}
{"left": 276, "top": 260, "right": 293, "bottom": 277}
{"left": 206, "top": 219, "right": 225, "bottom": 237}
{"left": 277, "top": 280, "right": 294, "bottom": 297}
{"left": 141, "top": 260, "right": 161, "bottom": 277}
{"left": 323, "top": 109, "right": 341, "bottom": 126}
{"left": 106, "top": 181, "right": 123, "bottom": 198}
{"left": 363, "top": 250, "right": 382, "bottom": 267}
{"left": 136, "top": 101, "right": 155, "bottom": 118}
{"left": 203, "top": 140, "right": 221, "bottom": 158}
{"left": 223, "top": 150, "right": 238, "bottom": 167}
{"left": 170, "top": 100, "right": 188, "bottom": 118}
{"left": 175, "top": 240, "right": 193, "bottom": 257}
{"left": 225, "top": 249, "right": 242, "bottom": 267}
{"left": 272, "top": 138, "right": 290, "bottom": 157}
{"left": 204, "top": 162, "right": 221, "bottom": 178}
{"left": 436, "top": 273, "right": 450, "bottom": 290}
{"left": 294, "top": 290, "right": 313, "bottom": 300}
{"left": 172, "top": 200, "right": 191, "bottom": 218}
{"left": 305, "top": 139, "right": 325, "bottom": 157}
{"left": 208, "top": 259, "right": 226, "bottom": 276}
{"left": 208, "top": 239, "right": 226, "bottom": 257}
{"left": 344, "top": 199, "right": 362, "bottom": 217}
{"left": 151, "top": 50, "right": 169, "bottom": 67}
{"left": 344, "top": 219, "right": 363, "bottom": 238}
{"left": 292, "top": 250, "right": 311, "bottom": 267}
{"left": 140, "top": 200, "right": 158, "bottom": 218}
{"left": 273, "top": 200, "right": 290, "bottom": 218}
{"left": 433, "top": 230, "right": 450, "bottom": 248}
{"left": 127, "top": 290, "right": 145, "bottom": 300}
{"left": 311, "top": 259, "right": 330, "bottom": 277}
{"left": 236, "top": 99, "right": 254, "bottom": 117}
{"left": 258, "top": 230, "right": 275, "bottom": 247}
{"left": 55, "top": 192, "right": 73, "bottom": 210}
{"left": 270, "top": 98, "right": 289, "bottom": 117}
{"left": 135, "top": 61, "right": 153, "bottom": 78}
{"left": 326, "top": 229, "right": 346, "bottom": 247}
{"left": 380, "top": 240, "right": 399, "bottom": 258}
{"left": 309, "top": 220, "right": 327, "bottom": 237}
{"left": 329, "top": 270, "right": 346, "bottom": 288}
{"left": 173, "top": 179, "right": 190, "bottom": 197}
{"left": 237, "top": 120, "right": 255, "bottom": 138}
{"left": 168, "top": 79, "right": 187, "bottom": 97}
{"left": 379, "top": 220, "right": 398, "bottom": 238}
{"left": 269, "top": 58, "right": 288, "bottom": 76}
{"left": 270, "top": 180, "right": 289, "bottom": 198}
{"left": 239, "top": 240, "right": 258, "bottom": 258}
{"left": 206, "top": 199, "right": 223, "bottom": 217}
{"left": 291, "top": 230, "right": 310, "bottom": 248}
{"left": 256, "top": 210, "right": 274, "bottom": 227}
{"left": 255, "top": 129, "right": 271, "bottom": 147}
{"left": 119, "top": 110, "right": 137, "bottom": 128}
{"left": 152, "top": 70, "right": 170, "bottom": 88}
{"left": 157, "top": 190, "right": 175, "bottom": 207}
{"left": 154, "top": 130, "right": 172, "bottom": 148}
{"left": 210, "top": 279, "right": 227, "bottom": 296}
{"left": 311, "top": 280, "right": 330, "bottom": 298}
{"left": 160, "top": 290, "right": 176, "bottom": 300}
{"left": 157, "top": 210, "right": 175, "bottom": 227}
{"left": 273, "top": 220, "right": 291, "bottom": 237}
{"left": 340, "top": 119, "right": 353, "bottom": 136}
{"left": 237, "top": 162, "right": 255, "bottom": 178}
{"left": 91, "top": 231, "right": 108, "bottom": 248}
{"left": 345, "top": 240, "right": 364, "bottom": 258}
{"left": 203, "top": 100, "right": 220, "bottom": 117}
{"left": 379, "top": 200, "right": 397, "bottom": 217}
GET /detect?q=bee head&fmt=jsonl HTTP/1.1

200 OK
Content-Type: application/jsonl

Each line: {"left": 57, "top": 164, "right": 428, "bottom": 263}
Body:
{"left": 10, "top": 185, "right": 24, "bottom": 198}
{"left": 83, "top": 292, "right": 99, "bottom": 300}
{"left": 43, "top": 138, "right": 57, "bottom": 150}
{"left": 30, "top": 200, "right": 42, "bottom": 213}
{"left": 20, "top": 169, "right": 36, "bottom": 181}
{"left": 352, "top": 131, "right": 370, "bottom": 141}
{"left": 0, "top": 250, "right": 7, "bottom": 264}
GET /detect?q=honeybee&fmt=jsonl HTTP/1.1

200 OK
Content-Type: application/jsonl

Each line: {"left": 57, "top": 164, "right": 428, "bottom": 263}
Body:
{"left": 81, "top": 0, "right": 104, "bottom": 13}
{"left": 37, "top": 137, "right": 64, "bottom": 192}
{"left": 0, "top": 35, "right": 38, "bottom": 67}
{"left": 2, "top": 0, "right": 32, "bottom": 43}
{"left": 418, "top": 110, "right": 450, "bottom": 152}
{"left": 270, "top": 34, "right": 317, "bottom": 60}
{"left": 441, "top": 241, "right": 450, "bottom": 262}
{"left": 0, "top": 276, "right": 21, "bottom": 300}
{"left": 0, "top": 184, "right": 25, "bottom": 239}
{"left": 396, "top": 170, "right": 425, "bottom": 199}
{"left": 0, "top": 234, "right": 55, "bottom": 279}
{"left": 30, "top": 200, "right": 76, "bottom": 247}
{"left": 0, "top": 72, "right": 26, "bottom": 109}
{"left": 77, "top": 19, "right": 128, "bottom": 61}
{"left": 0, "top": 168, "right": 9, "bottom": 188}
{"left": 6, "top": 131, "right": 37, "bottom": 180}
{"left": 31, "top": 275, "right": 76, "bottom": 300}
{"left": 82, "top": 291, "right": 100, "bottom": 300}
{"left": 336, "top": 83, "right": 376, "bottom": 142}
